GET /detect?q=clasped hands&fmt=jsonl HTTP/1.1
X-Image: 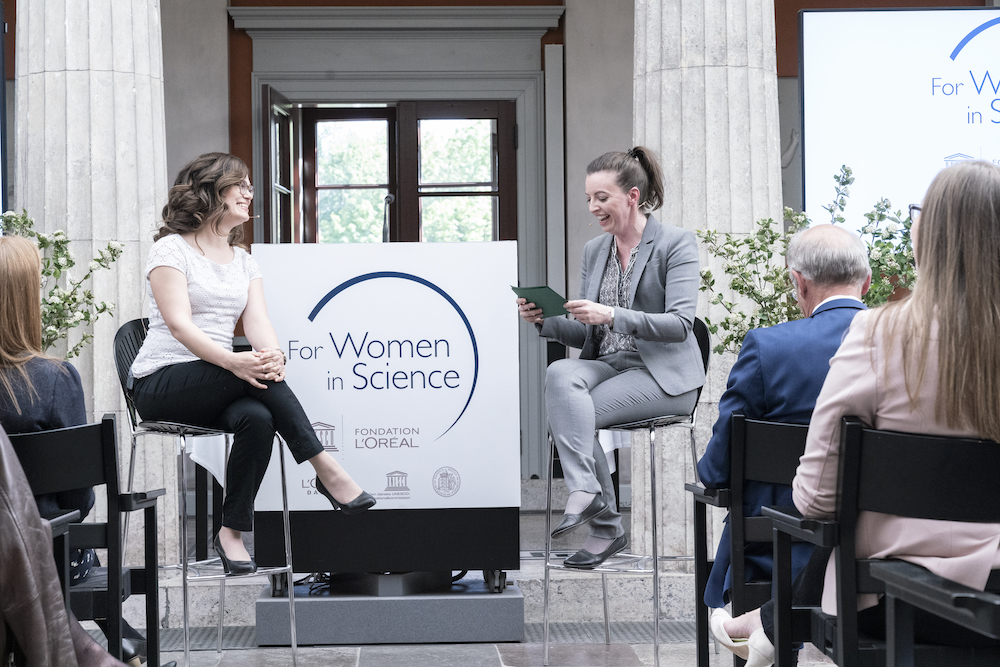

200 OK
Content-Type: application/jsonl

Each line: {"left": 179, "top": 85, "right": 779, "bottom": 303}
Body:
{"left": 516, "top": 297, "right": 614, "bottom": 326}
{"left": 228, "top": 348, "right": 286, "bottom": 389}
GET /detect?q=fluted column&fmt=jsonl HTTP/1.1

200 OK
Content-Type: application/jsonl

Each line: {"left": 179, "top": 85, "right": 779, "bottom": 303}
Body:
{"left": 630, "top": 0, "right": 783, "bottom": 567}
{"left": 15, "top": 0, "right": 172, "bottom": 567}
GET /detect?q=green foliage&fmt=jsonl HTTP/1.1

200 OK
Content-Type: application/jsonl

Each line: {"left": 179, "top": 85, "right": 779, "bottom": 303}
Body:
{"left": 822, "top": 166, "right": 916, "bottom": 308}
{"left": 316, "top": 118, "right": 495, "bottom": 243}
{"left": 1, "top": 210, "right": 123, "bottom": 358}
{"left": 696, "top": 211, "right": 808, "bottom": 354}
{"left": 698, "top": 166, "right": 916, "bottom": 354}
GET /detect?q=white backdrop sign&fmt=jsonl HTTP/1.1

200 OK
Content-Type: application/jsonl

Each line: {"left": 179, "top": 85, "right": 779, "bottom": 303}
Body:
{"left": 802, "top": 9, "right": 1000, "bottom": 230}
{"left": 252, "top": 242, "right": 520, "bottom": 511}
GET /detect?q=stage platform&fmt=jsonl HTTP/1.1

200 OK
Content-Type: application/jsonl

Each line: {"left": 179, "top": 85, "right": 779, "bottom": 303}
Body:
{"left": 255, "top": 571, "right": 524, "bottom": 645}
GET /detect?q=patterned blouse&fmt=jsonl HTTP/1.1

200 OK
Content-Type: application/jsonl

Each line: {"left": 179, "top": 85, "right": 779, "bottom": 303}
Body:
{"left": 596, "top": 237, "right": 639, "bottom": 356}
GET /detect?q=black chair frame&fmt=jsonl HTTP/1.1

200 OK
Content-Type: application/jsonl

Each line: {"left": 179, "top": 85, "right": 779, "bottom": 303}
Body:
{"left": 765, "top": 416, "right": 1000, "bottom": 667}
{"left": 687, "top": 414, "right": 809, "bottom": 667}
{"left": 10, "top": 414, "right": 164, "bottom": 667}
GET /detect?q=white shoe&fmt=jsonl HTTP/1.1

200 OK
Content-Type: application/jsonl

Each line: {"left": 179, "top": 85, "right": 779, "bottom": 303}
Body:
{"left": 746, "top": 628, "right": 775, "bottom": 667}
{"left": 709, "top": 608, "right": 750, "bottom": 660}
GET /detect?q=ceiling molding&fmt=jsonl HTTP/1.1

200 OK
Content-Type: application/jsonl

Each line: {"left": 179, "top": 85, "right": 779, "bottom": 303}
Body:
{"left": 228, "top": 6, "right": 565, "bottom": 32}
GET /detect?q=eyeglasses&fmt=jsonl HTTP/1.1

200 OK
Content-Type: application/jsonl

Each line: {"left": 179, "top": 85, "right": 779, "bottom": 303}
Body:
{"left": 908, "top": 204, "right": 921, "bottom": 223}
{"left": 238, "top": 182, "right": 255, "bottom": 198}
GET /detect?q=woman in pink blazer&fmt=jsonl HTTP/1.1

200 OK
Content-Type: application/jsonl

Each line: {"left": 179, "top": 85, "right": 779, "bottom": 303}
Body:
{"left": 720, "top": 160, "right": 1000, "bottom": 666}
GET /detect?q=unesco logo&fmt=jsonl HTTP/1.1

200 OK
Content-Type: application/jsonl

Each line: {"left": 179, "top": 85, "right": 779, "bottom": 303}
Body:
{"left": 312, "top": 421, "right": 337, "bottom": 452}
{"left": 432, "top": 466, "right": 461, "bottom": 497}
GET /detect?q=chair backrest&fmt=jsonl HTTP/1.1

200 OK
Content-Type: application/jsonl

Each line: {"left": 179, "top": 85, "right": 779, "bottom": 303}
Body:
{"left": 831, "top": 416, "right": 1000, "bottom": 663}
{"left": 9, "top": 414, "right": 122, "bottom": 530}
{"left": 9, "top": 414, "right": 125, "bottom": 626}
{"left": 729, "top": 413, "right": 809, "bottom": 614}
{"left": 113, "top": 318, "right": 149, "bottom": 431}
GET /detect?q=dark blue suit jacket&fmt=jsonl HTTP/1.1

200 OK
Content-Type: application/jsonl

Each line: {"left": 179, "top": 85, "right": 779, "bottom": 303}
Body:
{"left": 696, "top": 298, "right": 866, "bottom": 608}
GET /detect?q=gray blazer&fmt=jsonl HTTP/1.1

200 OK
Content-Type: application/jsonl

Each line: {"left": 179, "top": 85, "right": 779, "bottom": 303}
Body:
{"left": 539, "top": 215, "right": 705, "bottom": 396}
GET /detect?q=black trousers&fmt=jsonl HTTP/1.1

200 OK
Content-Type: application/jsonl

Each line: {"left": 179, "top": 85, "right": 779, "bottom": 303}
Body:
{"left": 761, "top": 545, "right": 1000, "bottom": 649}
{"left": 133, "top": 361, "right": 324, "bottom": 531}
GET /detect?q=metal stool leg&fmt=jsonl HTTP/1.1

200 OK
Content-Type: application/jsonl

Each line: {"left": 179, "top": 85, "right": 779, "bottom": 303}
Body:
{"left": 218, "top": 580, "right": 225, "bottom": 653}
{"left": 179, "top": 434, "right": 191, "bottom": 667}
{"left": 278, "top": 436, "right": 298, "bottom": 666}
{"left": 649, "top": 424, "right": 660, "bottom": 667}
{"left": 602, "top": 573, "right": 611, "bottom": 644}
{"left": 122, "top": 431, "right": 141, "bottom": 563}
{"left": 543, "top": 434, "right": 555, "bottom": 666}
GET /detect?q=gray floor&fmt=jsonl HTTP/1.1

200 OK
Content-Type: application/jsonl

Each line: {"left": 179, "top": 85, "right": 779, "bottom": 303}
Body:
{"left": 155, "top": 642, "right": 835, "bottom": 666}
{"left": 122, "top": 623, "right": 834, "bottom": 666}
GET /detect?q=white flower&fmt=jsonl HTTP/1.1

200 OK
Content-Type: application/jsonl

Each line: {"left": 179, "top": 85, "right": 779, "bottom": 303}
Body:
{"left": 57, "top": 257, "right": 67, "bottom": 267}
{"left": 886, "top": 222, "right": 898, "bottom": 234}
{"left": 71, "top": 312, "right": 85, "bottom": 323}
{"left": 46, "top": 326, "right": 57, "bottom": 333}
{"left": 111, "top": 241, "right": 124, "bottom": 251}
{"left": 46, "top": 294, "right": 61, "bottom": 304}
{"left": 89, "top": 261, "right": 100, "bottom": 272}
{"left": 870, "top": 248, "right": 882, "bottom": 260}
{"left": 2, "top": 211, "right": 14, "bottom": 216}
{"left": 862, "top": 225, "right": 875, "bottom": 235}
{"left": 53, "top": 230, "right": 67, "bottom": 239}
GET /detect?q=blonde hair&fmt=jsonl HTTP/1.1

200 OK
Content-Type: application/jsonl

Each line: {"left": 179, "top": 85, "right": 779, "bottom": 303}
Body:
{"left": 0, "top": 236, "right": 57, "bottom": 414}
{"left": 869, "top": 160, "right": 1000, "bottom": 440}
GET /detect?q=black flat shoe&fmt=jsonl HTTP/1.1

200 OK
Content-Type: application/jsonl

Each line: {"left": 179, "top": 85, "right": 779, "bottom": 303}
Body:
{"left": 551, "top": 494, "right": 609, "bottom": 538}
{"left": 315, "top": 477, "right": 376, "bottom": 515}
{"left": 214, "top": 534, "right": 257, "bottom": 575}
{"left": 564, "top": 535, "right": 628, "bottom": 569}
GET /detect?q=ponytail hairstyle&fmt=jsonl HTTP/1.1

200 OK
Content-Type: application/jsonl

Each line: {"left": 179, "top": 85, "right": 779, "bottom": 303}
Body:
{"left": 586, "top": 146, "right": 665, "bottom": 214}
{"left": 155, "top": 152, "right": 249, "bottom": 248}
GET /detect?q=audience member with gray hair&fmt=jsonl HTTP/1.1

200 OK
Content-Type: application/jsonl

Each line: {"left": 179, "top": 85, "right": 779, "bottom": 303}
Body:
{"left": 697, "top": 224, "right": 870, "bottom": 665}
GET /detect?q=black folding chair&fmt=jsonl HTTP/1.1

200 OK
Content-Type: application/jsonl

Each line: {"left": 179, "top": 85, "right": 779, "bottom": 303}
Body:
{"left": 765, "top": 416, "right": 1000, "bottom": 667}
{"left": 9, "top": 414, "right": 165, "bottom": 666}
{"left": 687, "top": 414, "right": 809, "bottom": 667}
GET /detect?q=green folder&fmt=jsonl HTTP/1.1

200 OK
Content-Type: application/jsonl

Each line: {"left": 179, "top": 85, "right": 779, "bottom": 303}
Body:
{"left": 511, "top": 285, "right": 569, "bottom": 318}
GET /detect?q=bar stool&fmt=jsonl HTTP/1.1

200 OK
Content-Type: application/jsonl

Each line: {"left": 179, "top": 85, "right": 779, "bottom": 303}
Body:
{"left": 541, "top": 318, "right": 710, "bottom": 667}
{"left": 113, "top": 319, "right": 299, "bottom": 667}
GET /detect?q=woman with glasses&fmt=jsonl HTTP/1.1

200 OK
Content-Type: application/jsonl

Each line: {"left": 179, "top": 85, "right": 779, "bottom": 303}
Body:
{"left": 130, "top": 153, "right": 374, "bottom": 575}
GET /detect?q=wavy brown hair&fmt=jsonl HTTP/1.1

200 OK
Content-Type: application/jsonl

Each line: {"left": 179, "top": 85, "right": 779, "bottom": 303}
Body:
{"left": 155, "top": 152, "right": 250, "bottom": 248}
{"left": 0, "top": 236, "right": 60, "bottom": 414}
{"left": 586, "top": 146, "right": 665, "bottom": 214}
{"left": 868, "top": 160, "right": 1000, "bottom": 441}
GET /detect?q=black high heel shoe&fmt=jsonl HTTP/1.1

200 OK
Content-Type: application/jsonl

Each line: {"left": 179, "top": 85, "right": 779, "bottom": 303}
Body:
{"left": 214, "top": 534, "right": 257, "bottom": 574}
{"left": 315, "top": 476, "right": 376, "bottom": 515}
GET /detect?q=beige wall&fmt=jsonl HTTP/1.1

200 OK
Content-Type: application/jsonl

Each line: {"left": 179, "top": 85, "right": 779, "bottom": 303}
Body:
{"left": 161, "top": 0, "right": 230, "bottom": 183}
{"left": 563, "top": 0, "right": 634, "bottom": 301}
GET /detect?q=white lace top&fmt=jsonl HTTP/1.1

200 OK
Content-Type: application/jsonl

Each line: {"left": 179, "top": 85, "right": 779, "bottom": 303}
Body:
{"left": 131, "top": 233, "right": 262, "bottom": 379}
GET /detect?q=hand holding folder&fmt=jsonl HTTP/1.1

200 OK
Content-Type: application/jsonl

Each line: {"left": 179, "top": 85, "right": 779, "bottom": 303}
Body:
{"left": 511, "top": 285, "right": 568, "bottom": 318}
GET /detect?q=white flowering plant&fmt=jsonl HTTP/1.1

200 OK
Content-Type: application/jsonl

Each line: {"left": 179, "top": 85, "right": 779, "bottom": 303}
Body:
{"left": 696, "top": 210, "right": 808, "bottom": 354}
{"left": 822, "top": 166, "right": 916, "bottom": 307}
{"left": 1, "top": 210, "right": 123, "bottom": 358}
{"left": 698, "top": 166, "right": 915, "bottom": 354}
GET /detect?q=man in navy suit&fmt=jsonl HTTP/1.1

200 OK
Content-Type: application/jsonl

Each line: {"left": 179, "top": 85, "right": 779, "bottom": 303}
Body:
{"left": 697, "top": 224, "right": 871, "bottom": 612}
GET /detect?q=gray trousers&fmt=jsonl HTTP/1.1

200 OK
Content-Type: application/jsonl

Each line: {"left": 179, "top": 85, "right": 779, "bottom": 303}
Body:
{"left": 545, "top": 351, "right": 699, "bottom": 540}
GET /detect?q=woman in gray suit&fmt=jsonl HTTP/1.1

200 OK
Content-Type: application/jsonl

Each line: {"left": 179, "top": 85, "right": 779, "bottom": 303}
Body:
{"left": 517, "top": 146, "right": 705, "bottom": 568}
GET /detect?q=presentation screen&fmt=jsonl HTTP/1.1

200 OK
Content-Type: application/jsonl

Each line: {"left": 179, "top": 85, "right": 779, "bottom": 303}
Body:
{"left": 801, "top": 8, "right": 1000, "bottom": 230}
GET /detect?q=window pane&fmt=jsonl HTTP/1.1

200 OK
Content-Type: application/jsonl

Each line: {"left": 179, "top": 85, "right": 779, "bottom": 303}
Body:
{"left": 420, "top": 195, "right": 495, "bottom": 243}
{"left": 419, "top": 119, "right": 495, "bottom": 190}
{"left": 316, "top": 120, "right": 388, "bottom": 186}
{"left": 318, "top": 188, "right": 388, "bottom": 243}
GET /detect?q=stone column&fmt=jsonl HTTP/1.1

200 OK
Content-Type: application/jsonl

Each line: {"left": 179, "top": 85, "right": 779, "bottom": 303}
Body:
{"left": 630, "top": 0, "right": 783, "bottom": 571}
{"left": 15, "top": 0, "right": 173, "bottom": 567}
